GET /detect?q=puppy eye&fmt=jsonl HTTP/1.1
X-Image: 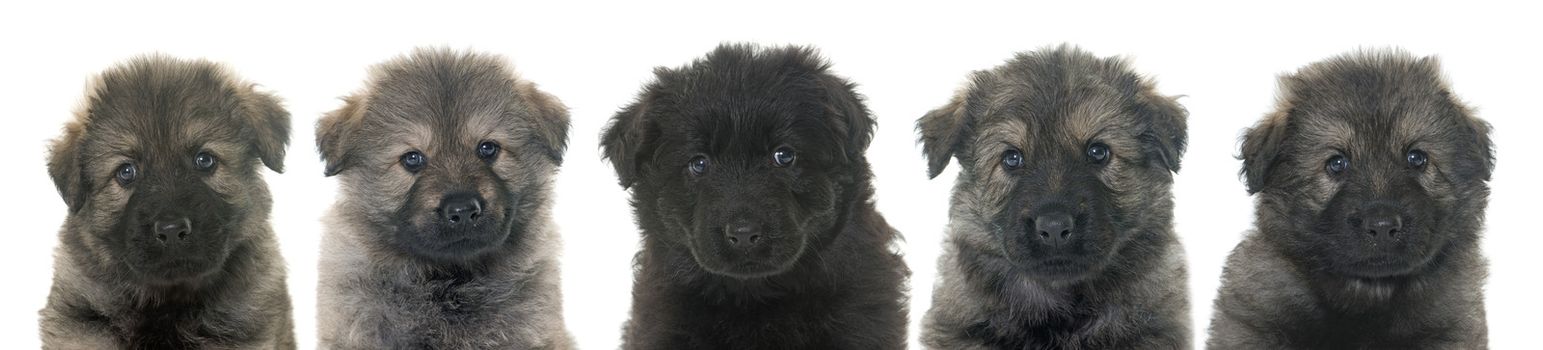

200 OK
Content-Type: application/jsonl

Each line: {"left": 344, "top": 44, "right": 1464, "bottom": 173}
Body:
{"left": 688, "top": 156, "right": 710, "bottom": 176}
{"left": 193, "top": 152, "right": 217, "bottom": 171}
{"left": 115, "top": 163, "right": 138, "bottom": 185}
{"left": 772, "top": 147, "right": 796, "bottom": 167}
{"left": 1086, "top": 143, "right": 1110, "bottom": 164}
{"left": 1001, "top": 149, "right": 1024, "bottom": 170}
{"left": 1407, "top": 149, "right": 1428, "bottom": 168}
{"left": 477, "top": 141, "right": 500, "bottom": 160}
{"left": 1326, "top": 155, "right": 1349, "bottom": 175}
{"left": 401, "top": 151, "right": 427, "bottom": 172}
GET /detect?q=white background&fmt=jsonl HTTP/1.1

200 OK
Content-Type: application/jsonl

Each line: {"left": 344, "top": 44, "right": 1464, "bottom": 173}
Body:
{"left": 1, "top": 1, "right": 1538, "bottom": 349}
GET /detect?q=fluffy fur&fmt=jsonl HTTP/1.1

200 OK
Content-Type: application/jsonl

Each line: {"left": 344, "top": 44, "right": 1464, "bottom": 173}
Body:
{"left": 39, "top": 55, "right": 295, "bottom": 349}
{"left": 1208, "top": 50, "right": 1493, "bottom": 349}
{"left": 600, "top": 44, "right": 909, "bottom": 349}
{"left": 918, "top": 45, "right": 1191, "bottom": 349}
{"left": 315, "top": 48, "right": 573, "bottom": 349}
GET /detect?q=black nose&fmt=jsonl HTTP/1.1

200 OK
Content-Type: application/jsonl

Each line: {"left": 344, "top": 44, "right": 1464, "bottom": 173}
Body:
{"left": 153, "top": 217, "right": 191, "bottom": 243}
{"left": 438, "top": 194, "right": 484, "bottom": 225}
{"left": 725, "top": 222, "right": 762, "bottom": 247}
{"left": 1362, "top": 210, "right": 1403, "bottom": 238}
{"left": 1031, "top": 213, "right": 1075, "bottom": 246}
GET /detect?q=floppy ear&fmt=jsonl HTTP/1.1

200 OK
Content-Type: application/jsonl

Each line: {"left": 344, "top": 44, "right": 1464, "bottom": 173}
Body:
{"left": 239, "top": 88, "right": 291, "bottom": 173}
{"left": 1240, "top": 110, "right": 1290, "bottom": 194}
{"left": 516, "top": 81, "right": 571, "bottom": 165}
{"left": 818, "top": 75, "right": 875, "bottom": 161}
{"left": 601, "top": 94, "right": 653, "bottom": 189}
{"left": 1136, "top": 91, "right": 1189, "bottom": 173}
{"left": 47, "top": 122, "right": 88, "bottom": 213}
{"left": 1453, "top": 99, "right": 1495, "bottom": 183}
{"left": 317, "top": 95, "right": 366, "bottom": 177}
{"left": 917, "top": 85, "right": 976, "bottom": 179}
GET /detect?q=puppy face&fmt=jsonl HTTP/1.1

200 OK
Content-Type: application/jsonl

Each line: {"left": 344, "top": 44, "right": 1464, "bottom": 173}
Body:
{"left": 602, "top": 44, "right": 874, "bottom": 279}
{"left": 1241, "top": 52, "right": 1493, "bottom": 283}
{"left": 919, "top": 46, "right": 1186, "bottom": 282}
{"left": 47, "top": 56, "right": 290, "bottom": 286}
{"left": 317, "top": 49, "right": 568, "bottom": 264}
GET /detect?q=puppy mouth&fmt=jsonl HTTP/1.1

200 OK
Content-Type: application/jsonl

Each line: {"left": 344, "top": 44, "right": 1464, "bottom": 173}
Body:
{"left": 688, "top": 233, "right": 805, "bottom": 279}
{"left": 1013, "top": 255, "right": 1097, "bottom": 281}
{"left": 1339, "top": 255, "right": 1419, "bottom": 278}
{"left": 404, "top": 220, "right": 513, "bottom": 260}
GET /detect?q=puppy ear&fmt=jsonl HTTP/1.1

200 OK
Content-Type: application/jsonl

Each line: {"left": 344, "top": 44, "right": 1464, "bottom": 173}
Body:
{"left": 1240, "top": 110, "right": 1290, "bottom": 194}
{"left": 818, "top": 75, "right": 875, "bottom": 161}
{"left": 1136, "top": 91, "right": 1189, "bottom": 173}
{"left": 239, "top": 88, "right": 291, "bottom": 173}
{"left": 47, "top": 121, "right": 88, "bottom": 213}
{"left": 917, "top": 84, "right": 976, "bottom": 179}
{"left": 601, "top": 94, "right": 653, "bottom": 189}
{"left": 516, "top": 81, "right": 570, "bottom": 165}
{"left": 1452, "top": 97, "right": 1495, "bottom": 182}
{"left": 317, "top": 95, "right": 366, "bottom": 177}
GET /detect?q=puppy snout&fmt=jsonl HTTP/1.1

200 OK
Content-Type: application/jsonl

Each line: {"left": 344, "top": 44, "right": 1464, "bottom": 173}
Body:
{"left": 153, "top": 217, "right": 192, "bottom": 243}
{"left": 724, "top": 221, "right": 763, "bottom": 247}
{"left": 1030, "top": 213, "right": 1076, "bottom": 246}
{"left": 1359, "top": 206, "right": 1403, "bottom": 238}
{"left": 438, "top": 193, "right": 484, "bottom": 225}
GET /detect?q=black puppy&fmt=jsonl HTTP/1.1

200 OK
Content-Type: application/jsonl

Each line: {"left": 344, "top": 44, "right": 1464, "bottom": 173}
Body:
{"left": 601, "top": 44, "right": 909, "bottom": 349}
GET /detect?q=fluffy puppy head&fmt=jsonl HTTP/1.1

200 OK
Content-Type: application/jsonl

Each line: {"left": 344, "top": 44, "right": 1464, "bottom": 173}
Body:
{"left": 918, "top": 45, "right": 1187, "bottom": 283}
{"left": 317, "top": 48, "right": 569, "bottom": 264}
{"left": 601, "top": 44, "right": 875, "bottom": 279}
{"left": 47, "top": 55, "right": 290, "bottom": 286}
{"left": 1240, "top": 50, "right": 1493, "bottom": 300}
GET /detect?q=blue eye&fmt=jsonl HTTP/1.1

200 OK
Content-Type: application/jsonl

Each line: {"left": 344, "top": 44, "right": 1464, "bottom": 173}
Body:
{"left": 193, "top": 152, "right": 216, "bottom": 171}
{"left": 401, "top": 151, "right": 426, "bottom": 172}
{"left": 1407, "top": 150, "right": 1428, "bottom": 168}
{"left": 688, "top": 156, "right": 709, "bottom": 176}
{"left": 1326, "top": 155, "right": 1349, "bottom": 175}
{"left": 1086, "top": 143, "right": 1110, "bottom": 163}
{"left": 772, "top": 147, "right": 796, "bottom": 167}
{"left": 1002, "top": 149, "right": 1024, "bottom": 169}
{"left": 478, "top": 141, "right": 500, "bottom": 160}
{"left": 116, "top": 163, "right": 138, "bottom": 185}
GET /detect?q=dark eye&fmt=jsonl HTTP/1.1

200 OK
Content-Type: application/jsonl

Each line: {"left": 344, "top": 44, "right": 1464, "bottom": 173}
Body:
{"left": 1407, "top": 149, "right": 1428, "bottom": 168}
{"left": 772, "top": 147, "right": 796, "bottom": 167}
{"left": 115, "top": 163, "right": 137, "bottom": 185}
{"left": 477, "top": 141, "right": 500, "bottom": 160}
{"left": 193, "top": 152, "right": 216, "bottom": 171}
{"left": 401, "top": 151, "right": 426, "bottom": 172}
{"left": 1086, "top": 143, "right": 1110, "bottom": 163}
{"left": 1326, "top": 155, "right": 1349, "bottom": 175}
{"left": 688, "top": 156, "right": 709, "bottom": 176}
{"left": 1002, "top": 149, "right": 1024, "bottom": 169}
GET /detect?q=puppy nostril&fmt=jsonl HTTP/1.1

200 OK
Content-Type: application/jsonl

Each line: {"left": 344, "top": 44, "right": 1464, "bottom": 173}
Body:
{"left": 748, "top": 234, "right": 760, "bottom": 243}
{"left": 1060, "top": 230, "right": 1071, "bottom": 238}
{"left": 728, "top": 236, "right": 739, "bottom": 244}
{"left": 156, "top": 233, "right": 168, "bottom": 242}
{"left": 178, "top": 231, "right": 188, "bottom": 240}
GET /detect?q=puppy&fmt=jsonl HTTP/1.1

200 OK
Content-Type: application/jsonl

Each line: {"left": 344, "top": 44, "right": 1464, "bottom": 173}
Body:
{"left": 315, "top": 48, "right": 573, "bottom": 349}
{"left": 601, "top": 44, "right": 910, "bottom": 349}
{"left": 918, "top": 45, "right": 1191, "bottom": 349}
{"left": 39, "top": 55, "right": 295, "bottom": 349}
{"left": 1208, "top": 51, "right": 1493, "bottom": 349}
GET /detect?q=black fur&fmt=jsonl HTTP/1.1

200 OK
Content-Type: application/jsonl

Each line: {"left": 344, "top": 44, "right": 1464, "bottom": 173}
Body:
{"left": 601, "top": 44, "right": 909, "bottom": 349}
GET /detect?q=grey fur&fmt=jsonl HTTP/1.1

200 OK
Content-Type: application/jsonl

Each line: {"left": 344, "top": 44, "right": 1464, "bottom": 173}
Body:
{"left": 918, "top": 45, "right": 1191, "bottom": 349}
{"left": 40, "top": 55, "right": 295, "bottom": 349}
{"left": 315, "top": 48, "right": 573, "bottom": 349}
{"left": 1208, "top": 50, "right": 1492, "bottom": 349}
